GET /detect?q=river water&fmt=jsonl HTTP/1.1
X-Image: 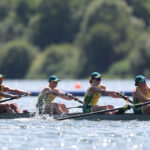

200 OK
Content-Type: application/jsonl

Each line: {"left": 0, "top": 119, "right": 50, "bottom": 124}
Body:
{"left": 0, "top": 79, "right": 150, "bottom": 150}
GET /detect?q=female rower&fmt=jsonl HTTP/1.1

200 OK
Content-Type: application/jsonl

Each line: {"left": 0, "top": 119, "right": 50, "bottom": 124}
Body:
{"left": 83, "top": 72, "right": 122, "bottom": 114}
{"left": 132, "top": 75, "right": 150, "bottom": 114}
{"left": 0, "top": 74, "right": 30, "bottom": 114}
{"left": 36, "top": 75, "right": 79, "bottom": 115}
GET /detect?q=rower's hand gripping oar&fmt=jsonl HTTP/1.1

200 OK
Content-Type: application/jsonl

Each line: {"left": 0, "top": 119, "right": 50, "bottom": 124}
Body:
{"left": 64, "top": 93, "right": 83, "bottom": 104}
{"left": 116, "top": 92, "right": 133, "bottom": 104}
{"left": 0, "top": 94, "right": 28, "bottom": 103}
{"left": 72, "top": 96, "right": 83, "bottom": 104}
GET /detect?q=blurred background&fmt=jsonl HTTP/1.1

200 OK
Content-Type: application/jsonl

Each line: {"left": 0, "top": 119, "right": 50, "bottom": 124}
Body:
{"left": 0, "top": 0, "right": 150, "bottom": 79}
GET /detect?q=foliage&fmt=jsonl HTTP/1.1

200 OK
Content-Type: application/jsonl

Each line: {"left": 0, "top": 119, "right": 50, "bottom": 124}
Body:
{"left": 126, "top": 0, "right": 150, "bottom": 26}
{"left": 75, "top": 0, "right": 147, "bottom": 77}
{"left": 128, "top": 35, "right": 150, "bottom": 76}
{"left": 0, "top": 0, "right": 13, "bottom": 21}
{"left": 0, "top": 0, "right": 150, "bottom": 78}
{"left": 27, "top": 44, "right": 83, "bottom": 79}
{"left": 107, "top": 59, "right": 131, "bottom": 78}
{"left": 0, "top": 40, "right": 38, "bottom": 78}
{"left": 26, "top": 0, "right": 78, "bottom": 49}
{"left": 78, "top": 24, "right": 119, "bottom": 76}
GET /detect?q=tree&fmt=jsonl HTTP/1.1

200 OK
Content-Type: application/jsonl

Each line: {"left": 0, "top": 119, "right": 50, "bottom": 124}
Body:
{"left": 0, "top": 40, "right": 38, "bottom": 78}
{"left": 75, "top": 0, "right": 147, "bottom": 77}
{"left": 129, "top": 35, "right": 150, "bottom": 76}
{"left": 126, "top": 0, "right": 150, "bottom": 26}
{"left": 27, "top": 44, "right": 83, "bottom": 79}
{"left": 27, "top": 0, "right": 76, "bottom": 49}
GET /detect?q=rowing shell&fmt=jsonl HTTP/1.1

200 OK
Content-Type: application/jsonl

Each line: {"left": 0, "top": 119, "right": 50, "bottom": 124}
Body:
{"left": 0, "top": 112, "right": 36, "bottom": 119}
{"left": 58, "top": 113, "right": 150, "bottom": 121}
{"left": 1, "top": 112, "right": 150, "bottom": 121}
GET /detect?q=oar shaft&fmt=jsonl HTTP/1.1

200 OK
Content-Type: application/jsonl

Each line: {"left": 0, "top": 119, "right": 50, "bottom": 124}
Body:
{"left": 57, "top": 106, "right": 130, "bottom": 120}
{"left": 58, "top": 101, "right": 150, "bottom": 120}
{"left": 134, "top": 101, "right": 150, "bottom": 107}
{"left": 0, "top": 97, "right": 16, "bottom": 103}
{"left": 73, "top": 97, "right": 83, "bottom": 104}
{"left": 67, "top": 106, "right": 82, "bottom": 109}
{"left": 0, "top": 94, "right": 27, "bottom": 103}
{"left": 121, "top": 95, "right": 133, "bottom": 104}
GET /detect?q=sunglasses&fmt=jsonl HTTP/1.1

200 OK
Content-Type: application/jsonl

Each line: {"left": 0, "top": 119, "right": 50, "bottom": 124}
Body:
{"left": 95, "top": 78, "right": 101, "bottom": 81}
{"left": 53, "top": 81, "right": 58, "bottom": 83}
{"left": 139, "top": 80, "right": 145, "bottom": 83}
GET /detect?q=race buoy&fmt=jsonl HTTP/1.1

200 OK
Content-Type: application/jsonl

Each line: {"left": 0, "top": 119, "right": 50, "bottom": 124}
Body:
{"left": 75, "top": 82, "right": 82, "bottom": 89}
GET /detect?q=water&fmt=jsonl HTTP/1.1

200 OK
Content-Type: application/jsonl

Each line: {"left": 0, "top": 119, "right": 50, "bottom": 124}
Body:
{"left": 1, "top": 79, "right": 150, "bottom": 150}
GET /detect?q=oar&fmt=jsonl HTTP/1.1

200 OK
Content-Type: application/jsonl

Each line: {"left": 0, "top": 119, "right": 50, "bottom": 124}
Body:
{"left": 0, "top": 94, "right": 27, "bottom": 103}
{"left": 57, "top": 101, "right": 150, "bottom": 121}
{"left": 72, "top": 97, "right": 83, "bottom": 104}
{"left": 67, "top": 106, "right": 82, "bottom": 109}
{"left": 118, "top": 93, "right": 133, "bottom": 104}
{"left": 64, "top": 93, "right": 83, "bottom": 104}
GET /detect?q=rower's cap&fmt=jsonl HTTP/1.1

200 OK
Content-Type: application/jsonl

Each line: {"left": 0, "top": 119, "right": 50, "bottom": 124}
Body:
{"left": 0, "top": 74, "right": 5, "bottom": 79}
{"left": 89, "top": 72, "right": 103, "bottom": 83}
{"left": 90, "top": 72, "right": 103, "bottom": 79}
{"left": 135, "top": 75, "right": 146, "bottom": 86}
{"left": 48, "top": 75, "right": 60, "bottom": 82}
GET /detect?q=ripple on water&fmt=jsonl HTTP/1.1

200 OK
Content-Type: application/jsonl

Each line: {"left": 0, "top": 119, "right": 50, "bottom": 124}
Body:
{"left": 1, "top": 79, "right": 150, "bottom": 149}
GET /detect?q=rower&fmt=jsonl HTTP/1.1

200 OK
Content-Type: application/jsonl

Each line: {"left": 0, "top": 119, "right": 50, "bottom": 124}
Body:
{"left": 132, "top": 75, "right": 150, "bottom": 114}
{"left": 83, "top": 72, "right": 122, "bottom": 114}
{"left": 0, "top": 74, "right": 30, "bottom": 114}
{"left": 36, "top": 75, "right": 80, "bottom": 115}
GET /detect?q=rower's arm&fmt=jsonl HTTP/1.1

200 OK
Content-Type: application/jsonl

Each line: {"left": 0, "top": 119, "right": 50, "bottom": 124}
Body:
{"left": 55, "top": 90, "right": 73, "bottom": 100}
{"left": 106, "top": 91, "right": 122, "bottom": 98}
{"left": 4, "top": 86, "right": 29, "bottom": 95}
{"left": 90, "top": 86, "right": 118, "bottom": 96}
{"left": 0, "top": 91, "right": 17, "bottom": 98}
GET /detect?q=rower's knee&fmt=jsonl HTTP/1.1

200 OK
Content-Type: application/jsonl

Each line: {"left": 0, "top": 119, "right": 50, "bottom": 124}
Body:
{"left": 5, "top": 104, "right": 11, "bottom": 108}
{"left": 107, "top": 105, "right": 114, "bottom": 109}
{"left": 10, "top": 103, "right": 18, "bottom": 109}
{"left": 53, "top": 103, "right": 59, "bottom": 109}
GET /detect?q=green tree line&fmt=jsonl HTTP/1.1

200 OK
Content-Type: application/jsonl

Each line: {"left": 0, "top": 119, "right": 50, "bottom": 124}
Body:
{"left": 0, "top": 0, "right": 150, "bottom": 79}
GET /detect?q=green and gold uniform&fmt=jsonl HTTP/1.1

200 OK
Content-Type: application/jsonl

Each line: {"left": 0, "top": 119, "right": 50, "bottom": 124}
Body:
{"left": 133, "top": 87, "right": 150, "bottom": 114}
{"left": 83, "top": 85, "right": 103, "bottom": 113}
{"left": 36, "top": 91, "right": 56, "bottom": 113}
{"left": 0, "top": 85, "right": 4, "bottom": 100}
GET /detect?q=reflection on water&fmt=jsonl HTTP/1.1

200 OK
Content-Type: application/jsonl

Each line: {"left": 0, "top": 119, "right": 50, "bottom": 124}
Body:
{"left": 0, "top": 79, "right": 150, "bottom": 150}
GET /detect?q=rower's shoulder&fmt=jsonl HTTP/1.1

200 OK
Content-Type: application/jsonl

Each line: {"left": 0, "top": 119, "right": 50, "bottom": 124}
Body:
{"left": 132, "top": 88, "right": 136, "bottom": 93}
{"left": 99, "top": 85, "right": 106, "bottom": 89}
{"left": 147, "top": 86, "right": 150, "bottom": 91}
{"left": 41, "top": 87, "right": 51, "bottom": 94}
{"left": 2, "top": 86, "right": 12, "bottom": 92}
{"left": 132, "top": 88, "right": 139, "bottom": 97}
{"left": 87, "top": 85, "right": 105, "bottom": 94}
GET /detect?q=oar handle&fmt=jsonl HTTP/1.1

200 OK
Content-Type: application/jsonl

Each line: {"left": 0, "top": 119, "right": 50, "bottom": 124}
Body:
{"left": 116, "top": 92, "right": 133, "bottom": 104}
{"left": 72, "top": 97, "right": 83, "bottom": 104}
{"left": 65, "top": 92, "right": 83, "bottom": 104}
{"left": 121, "top": 95, "right": 133, "bottom": 104}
